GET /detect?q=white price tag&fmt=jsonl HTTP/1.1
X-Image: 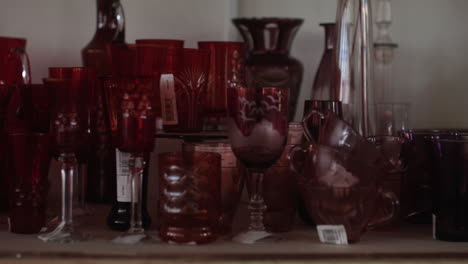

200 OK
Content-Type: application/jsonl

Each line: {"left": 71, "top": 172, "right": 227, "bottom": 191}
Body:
{"left": 116, "top": 149, "right": 131, "bottom": 202}
{"left": 160, "top": 74, "right": 178, "bottom": 125}
{"left": 317, "top": 225, "right": 348, "bottom": 245}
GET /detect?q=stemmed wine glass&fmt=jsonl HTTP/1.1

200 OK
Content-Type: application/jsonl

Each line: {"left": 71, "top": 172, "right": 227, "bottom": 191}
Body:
{"left": 38, "top": 78, "right": 91, "bottom": 243}
{"left": 227, "top": 86, "right": 289, "bottom": 244}
{"left": 107, "top": 44, "right": 161, "bottom": 244}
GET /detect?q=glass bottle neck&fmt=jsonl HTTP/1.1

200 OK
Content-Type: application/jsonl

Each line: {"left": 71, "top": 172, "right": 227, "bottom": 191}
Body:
{"left": 95, "top": 0, "right": 125, "bottom": 42}
{"left": 322, "top": 24, "right": 336, "bottom": 51}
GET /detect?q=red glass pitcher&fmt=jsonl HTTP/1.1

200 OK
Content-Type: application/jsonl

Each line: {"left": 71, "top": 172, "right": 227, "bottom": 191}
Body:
{"left": 0, "top": 36, "right": 31, "bottom": 212}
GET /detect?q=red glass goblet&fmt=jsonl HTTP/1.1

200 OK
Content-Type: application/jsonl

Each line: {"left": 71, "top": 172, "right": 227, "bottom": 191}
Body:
{"left": 48, "top": 67, "right": 96, "bottom": 217}
{"left": 108, "top": 44, "right": 162, "bottom": 244}
{"left": 227, "top": 86, "right": 289, "bottom": 243}
{"left": 38, "top": 78, "right": 91, "bottom": 243}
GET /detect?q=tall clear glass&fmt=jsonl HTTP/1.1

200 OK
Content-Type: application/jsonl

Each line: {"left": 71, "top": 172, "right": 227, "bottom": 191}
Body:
{"left": 334, "top": 0, "right": 375, "bottom": 137}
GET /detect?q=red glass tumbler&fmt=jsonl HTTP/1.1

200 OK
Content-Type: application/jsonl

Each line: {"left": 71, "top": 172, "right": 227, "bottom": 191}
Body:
{"left": 159, "top": 151, "right": 221, "bottom": 244}
{"left": 198, "top": 41, "right": 246, "bottom": 131}
{"left": 162, "top": 49, "right": 210, "bottom": 133}
{"left": 7, "top": 132, "right": 50, "bottom": 234}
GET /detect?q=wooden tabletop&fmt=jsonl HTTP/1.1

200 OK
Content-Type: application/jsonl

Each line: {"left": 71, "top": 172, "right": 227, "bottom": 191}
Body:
{"left": 1, "top": 205, "right": 468, "bottom": 264}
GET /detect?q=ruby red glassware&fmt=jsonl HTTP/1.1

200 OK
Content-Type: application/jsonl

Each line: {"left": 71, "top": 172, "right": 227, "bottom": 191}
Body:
{"left": 197, "top": 41, "right": 246, "bottom": 130}
{"left": 38, "top": 78, "right": 91, "bottom": 243}
{"left": 107, "top": 44, "right": 161, "bottom": 244}
{"left": 182, "top": 142, "right": 244, "bottom": 235}
{"left": 227, "top": 86, "right": 288, "bottom": 243}
{"left": 7, "top": 132, "right": 50, "bottom": 234}
{"left": 0, "top": 84, "right": 14, "bottom": 212}
{"left": 290, "top": 144, "right": 398, "bottom": 243}
{"left": 158, "top": 151, "right": 221, "bottom": 244}
{"left": 162, "top": 48, "right": 210, "bottom": 133}
{"left": 311, "top": 23, "right": 337, "bottom": 101}
{"left": 82, "top": 0, "right": 125, "bottom": 76}
{"left": 48, "top": 67, "right": 96, "bottom": 216}
{"left": 431, "top": 136, "right": 468, "bottom": 241}
{"left": 232, "top": 18, "right": 303, "bottom": 121}
{"left": 0, "top": 36, "right": 28, "bottom": 85}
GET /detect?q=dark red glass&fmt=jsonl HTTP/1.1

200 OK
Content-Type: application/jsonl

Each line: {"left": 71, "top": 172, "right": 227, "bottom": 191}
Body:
{"left": 311, "top": 23, "right": 337, "bottom": 100}
{"left": 197, "top": 41, "right": 246, "bottom": 119}
{"left": 7, "top": 132, "right": 50, "bottom": 234}
{"left": 0, "top": 36, "right": 27, "bottom": 85}
{"left": 158, "top": 151, "right": 221, "bottom": 244}
{"left": 232, "top": 18, "right": 303, "bottom": 121}
{"left": 398, "top": 129, "right": 468, "bottom": 224}
{"left": 0, "top": 84, "right": 14, "bottom": 212}
{"left": 431, "top": 137, "right": 468, "bottom": 241}
{"left": 82, "top": 0, "right": 125, "bottom": 76}
{"left": 45, "top": 79, "right": 91, "bottom": 153}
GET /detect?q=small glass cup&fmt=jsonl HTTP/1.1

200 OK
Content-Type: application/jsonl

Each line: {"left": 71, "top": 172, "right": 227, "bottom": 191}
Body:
{"left": 158, "top": 151, "right": 221, "bottom": 244}
{"left": 182, "top": 142, "right": 244, "bottom": 235}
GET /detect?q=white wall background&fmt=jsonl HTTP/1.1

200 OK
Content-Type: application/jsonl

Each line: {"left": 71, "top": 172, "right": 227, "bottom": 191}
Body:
{"left": 1, "top": 0, "right": 467, "bottom": 128}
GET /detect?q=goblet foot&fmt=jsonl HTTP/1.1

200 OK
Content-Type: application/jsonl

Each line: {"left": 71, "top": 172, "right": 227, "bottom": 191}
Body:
{"left": 112, "top": 228, "right": 152, "bottom": 245}
{"left": 232, "top": 230, "right": 274, "bottom": 244}
{"left": 38, "top": 222, "right": 88, "bottom": 243}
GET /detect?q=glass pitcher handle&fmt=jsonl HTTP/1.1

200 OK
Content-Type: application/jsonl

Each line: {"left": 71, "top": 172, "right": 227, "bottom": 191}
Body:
{"left": 8, "top": 47, "right": 31, "bottom": 85}
{"left": 8, "top": 47, "right": 31, "bottom": 120}
{"left": 302, "top": 109, "right": 325, "bottom": 143}
{"left": 367, "top": 190, "right": 400, "bottom": 229}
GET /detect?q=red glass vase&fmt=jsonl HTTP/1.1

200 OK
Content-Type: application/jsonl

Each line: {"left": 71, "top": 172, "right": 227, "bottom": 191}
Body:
{"left": 311, "top": 23, "right": 337, "bottom": 100}
{"left": 232, "top": 18, "right": 303, "bottom": 121}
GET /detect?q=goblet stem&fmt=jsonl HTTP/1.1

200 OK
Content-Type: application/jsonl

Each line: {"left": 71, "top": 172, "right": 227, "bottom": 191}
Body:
{"left": 39, "top": 152, "right": 87, "bottom": 243}
{"left": 61, "top": 153, "right": 75, "bottom": 228}
{"left": 247, "top": 171, "right": 267, "bottom": 231}
{"left": 112, "top": 152, "right": 148, "bottom": 244}
{"left": 129, "top": 153, "right": 145, "bottom": 233}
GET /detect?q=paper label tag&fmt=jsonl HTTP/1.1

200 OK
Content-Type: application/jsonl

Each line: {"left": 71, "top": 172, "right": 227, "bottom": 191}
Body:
{"left": 160, "top": 74, "right": 178, "bottom": 125}
{"left": 317, "top": 225, "right": 348, "bottom": 245}
{"left": 116, "top": 149, "right": 131, "bottom": 202}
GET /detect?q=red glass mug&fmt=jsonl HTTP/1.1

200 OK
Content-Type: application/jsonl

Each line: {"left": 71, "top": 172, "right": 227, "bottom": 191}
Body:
{"left": 290, "top": 144, "right": 399, "bottom": 243}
